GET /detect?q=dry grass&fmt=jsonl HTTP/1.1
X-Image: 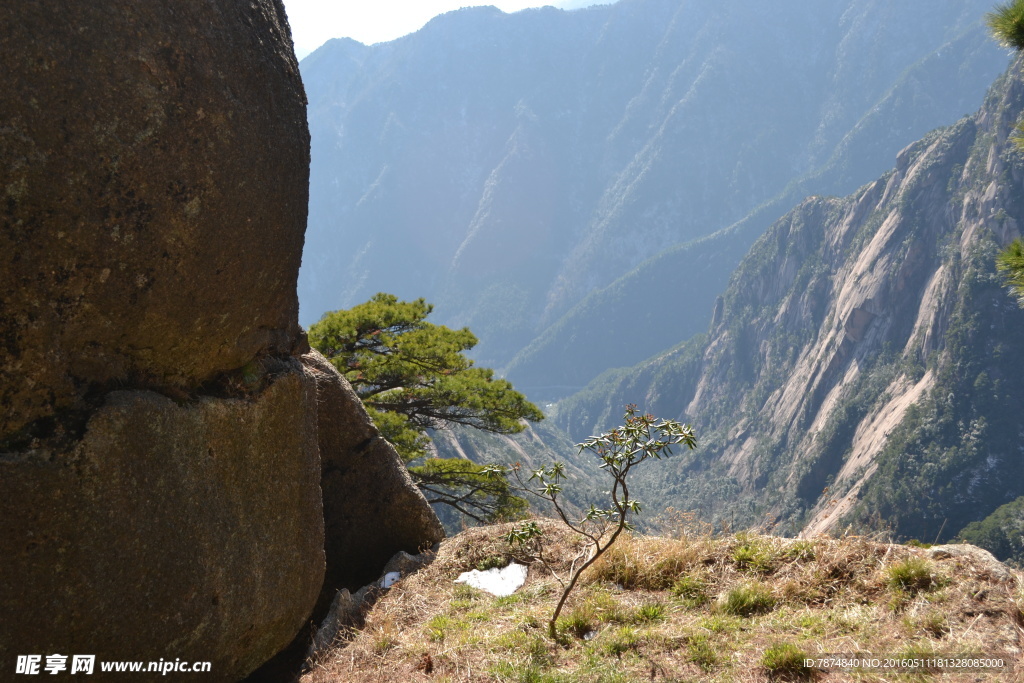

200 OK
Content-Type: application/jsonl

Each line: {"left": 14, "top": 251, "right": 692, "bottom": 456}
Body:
{"left": 302, "top": 519, "right": 1024, "bottom": 682}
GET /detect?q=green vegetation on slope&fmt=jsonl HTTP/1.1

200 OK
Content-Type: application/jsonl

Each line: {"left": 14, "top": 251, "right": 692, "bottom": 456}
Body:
{"left": 855, "top": 236, "right": 1024, "bottom": 541}
{"left": 957, "top": 495, "right": 1024, "bottom": 567}
{"left": 303, "top": 522, "right": 1024, "bottom": 682}
{"left": 554, "top": 59, "right": 1024, "bottom": 542}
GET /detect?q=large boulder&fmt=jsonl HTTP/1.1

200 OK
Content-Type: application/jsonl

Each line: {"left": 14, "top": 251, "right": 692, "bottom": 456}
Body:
{"left": 0, "top": 364, "right": 324, "bottom": 681}
{"left": 1, "top": 1, "right": 323, "bottom": 680}
{"left": 246, "top": 352, "right": 443, "bottom": 682}
{"left": 0, "top": 0, "right": 309, "bottom": 441}
{"left": 302, "top": 350, "right": 446, "bottom": 608}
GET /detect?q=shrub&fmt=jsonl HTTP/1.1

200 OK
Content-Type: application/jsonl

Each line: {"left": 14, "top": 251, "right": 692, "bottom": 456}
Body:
{"left": 507, "top": 405, "right": 697, "bottom": 639}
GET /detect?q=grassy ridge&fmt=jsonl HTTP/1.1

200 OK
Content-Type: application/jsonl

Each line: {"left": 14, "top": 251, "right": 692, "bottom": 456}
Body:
{"left": 303, "top": 520, "right": 1023, "bottom": 682}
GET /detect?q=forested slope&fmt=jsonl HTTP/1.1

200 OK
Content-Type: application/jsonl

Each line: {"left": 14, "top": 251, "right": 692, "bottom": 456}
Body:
{"left": 557, "top": 60, "right": 1024, "bottom": 544}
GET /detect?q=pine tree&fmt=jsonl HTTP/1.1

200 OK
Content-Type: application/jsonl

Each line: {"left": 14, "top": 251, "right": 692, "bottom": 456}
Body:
{"left": 309, "top": 293, "right": 544, "bottom": 522}
{"left": 988, "top": 0, "right": 1024, "bottom": 50}
{"left": 987, "top": 0, "right": 1024, "bottom": 306}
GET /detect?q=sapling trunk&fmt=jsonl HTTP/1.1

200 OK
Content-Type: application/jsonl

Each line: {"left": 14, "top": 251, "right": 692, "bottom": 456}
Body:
{"left": 507, "top": 405, "right": 697, "bottom": 641}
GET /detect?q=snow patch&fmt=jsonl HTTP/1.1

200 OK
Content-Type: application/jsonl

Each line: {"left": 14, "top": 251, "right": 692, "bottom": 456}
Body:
{"left": 454, "top": 563, "right": 528, "bottom": 597}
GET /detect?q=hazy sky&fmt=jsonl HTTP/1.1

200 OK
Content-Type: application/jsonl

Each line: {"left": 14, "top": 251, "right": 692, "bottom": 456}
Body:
{"left": 281, "top": 1, "right": 610, "bottom": 58}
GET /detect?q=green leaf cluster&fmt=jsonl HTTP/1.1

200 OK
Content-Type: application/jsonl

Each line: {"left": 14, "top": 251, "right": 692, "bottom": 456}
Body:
{"left": 987, "top": 1, "right": 1024, "bottom": 306}
{"left": 309, "top": 292, "right": 543, "bottom": 522}
{"left": 996, "top": 238, "right": 1024, "bottom": 307}
{"left": 988, "top": 0, "right": 1024, "bottom": 50}
{"left": 412, "top": 458, "right": 528, "bottom": 523}
{"left": 504, "top": 520, "right": 543, "bottom": 547}
{"left": 310, "top": 293, "right": 543, "bottom": 461}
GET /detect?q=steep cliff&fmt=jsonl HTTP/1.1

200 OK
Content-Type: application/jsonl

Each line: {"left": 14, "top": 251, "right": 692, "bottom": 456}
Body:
{"left": 558, "top": 59, "right": 1024, "bottom": 542}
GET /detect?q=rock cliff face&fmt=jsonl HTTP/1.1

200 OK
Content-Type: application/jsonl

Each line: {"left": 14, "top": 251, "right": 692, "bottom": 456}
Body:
{"left": 558, "top": 59, "right": 1024, "bottom": 543}
{"left": 302, "top": 350, "right": 445, "bottom": 606}
{"left": 0, "top": 2, "right": 442, "bottom": 680}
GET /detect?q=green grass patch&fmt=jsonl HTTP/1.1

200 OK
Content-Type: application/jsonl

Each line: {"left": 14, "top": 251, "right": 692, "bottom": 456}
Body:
{"left": 495, "top": 593, "right": 524, "bottom": 607}
{"left": 557, "top": 606, "right": 597, "bottom": 640}
{"left": 602, "top": 625, "right": 641, "bottom": 657}
{"left": 686, "top": 634, "right": 720, "bottom": 671}
{"left": 783, "top": 540, "right": 817, "bottom": 562}
{"left": 672, "top": 573, "right": 712, "bottom": 608}
{"left": 732, "top": 539, "right": 775, "bottom": 574}
{"left": 761, "top": 642, "right": 812, "bottom": 679}
{"left": 698, "top": 614, "right": 742, "bottom": 634}
{"left": 630, "top": 601, "right": 666, "bottom": 624}
{"left": 719, "top": 583, "right": 777, "bottom": 617}
{"left": 452, "top": 582, "right": 482, "bottom": 604}
{"left": 476, "top": 554, "right": 509, "bottom": 571}
{"left": 425, "top": 614, "right": 456, "bottom": 642}
{"left": 887, "top": 557, "right": 938, "bottom": 593}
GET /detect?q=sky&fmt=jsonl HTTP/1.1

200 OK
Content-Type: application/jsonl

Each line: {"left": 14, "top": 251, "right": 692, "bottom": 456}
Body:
{"left": 280, "top": 0, "right": 612, "bottom": 59}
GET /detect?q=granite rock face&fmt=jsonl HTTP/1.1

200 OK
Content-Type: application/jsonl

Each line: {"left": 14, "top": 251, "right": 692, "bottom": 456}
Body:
{"left": 0, "top": 1, "right": 322, "bottom": 680}
{"left": 0, "top": 0, "right": 309, "bottom": 441}
{"left": 928, "top": 545, "right": 1016, "bottom": 584}
{"left": 0, "top": 365, "right": 324, "bottom": 681}
{"left": 302, "top": 350, "right": 446, "bottom": 611}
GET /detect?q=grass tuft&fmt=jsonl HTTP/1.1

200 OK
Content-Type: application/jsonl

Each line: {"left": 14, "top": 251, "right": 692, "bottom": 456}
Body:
{"left": 732, "top": 535, "right": 776, "bottom": 574}
{"left": 886, "top": 557, "right": 938, "bottom": 593}
{"left": 686, "top": 634, "right": 720, "bottom": 671}
{"left": 602, "top": 625, "right": 641, "bottom": 657}
{"left": 475, "top": 554, "right": 509, "bottom": 571}
{"left": 671, "top": 573, "right": 711, "bottom": 607}
{"left": 719, "top": 582, "right": 777, "bottom": 617}
{"left": 557, "top": 605, "right": 597, "bottom": 640}
{"left": 783, "top": 540, "right": 816, "bottom": 562}
{"left": 761, "top": 641, "right": 812, "bottom": 679}
{"left": 630, "top": 601, "right": 666, "bottom": 624}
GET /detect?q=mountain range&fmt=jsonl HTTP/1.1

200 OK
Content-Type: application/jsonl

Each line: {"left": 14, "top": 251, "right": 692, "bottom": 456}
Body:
{"left": 297, "top": 0, "right": 1024, "bottom": 551}
{"left": 557, "top": 58, "right": 1024, "bottom": 543}
{"left": 298, "top": 0, "right": 1009, "bottom": 402}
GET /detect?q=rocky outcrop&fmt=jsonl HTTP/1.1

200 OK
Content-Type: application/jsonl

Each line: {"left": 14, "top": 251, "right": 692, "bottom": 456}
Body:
{"left": 248, "top": 353, "right": 444, "bottom": 682}
{"left": 927, "top": 545, "right": 1016, "bottom": 583}
{"left": 302, "top": 350, "right": 445, "bottom": 609}
{"left": 0, "top": 1, "right": 324, "bottom": 680}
